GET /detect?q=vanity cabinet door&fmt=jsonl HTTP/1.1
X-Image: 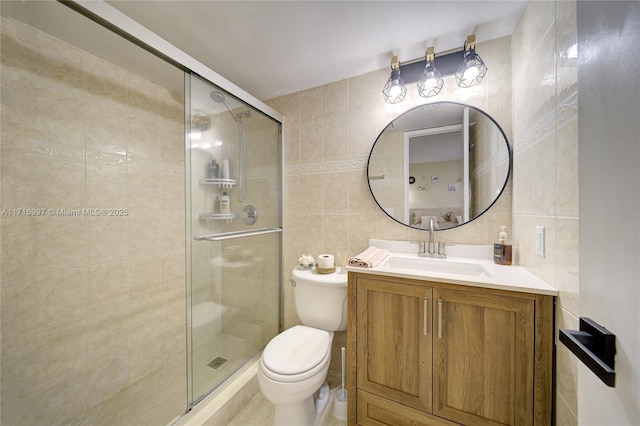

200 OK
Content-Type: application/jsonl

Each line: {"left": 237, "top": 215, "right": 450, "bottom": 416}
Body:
{"left": 356, "top": 276, "right": 433, "bottom": 413}
{"left": 432, "top": 287, "right": 535, "bottom": 426}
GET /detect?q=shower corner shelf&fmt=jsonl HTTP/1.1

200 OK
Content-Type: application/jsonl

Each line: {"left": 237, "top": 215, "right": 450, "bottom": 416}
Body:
{"left": 199, "top": 212, "right": 239, "bottom": 223}
{"left": 199, "top": 178, "right": 237, "bottom": 189}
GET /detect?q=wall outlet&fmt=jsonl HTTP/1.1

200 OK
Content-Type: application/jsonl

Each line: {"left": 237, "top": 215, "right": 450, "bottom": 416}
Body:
{"left": 535, "top": 226, "right": 545, "bottom": 257}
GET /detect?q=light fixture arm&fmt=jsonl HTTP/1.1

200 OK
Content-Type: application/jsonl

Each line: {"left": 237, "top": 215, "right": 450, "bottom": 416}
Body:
{"left": 426, "top": 46, "right": 435, "bottom": 63}
{"left": 391, "top": 55, "right": 400, "bottom": 71}
{"left": 464, "top": 34, "right": 476, "bottom": 51}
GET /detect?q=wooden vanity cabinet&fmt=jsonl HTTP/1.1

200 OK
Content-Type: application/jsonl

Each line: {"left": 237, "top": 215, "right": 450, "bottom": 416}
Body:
{"left": 355, "top": 278, "right": 433, "bottom": 413}
{"left": 347, "top": 272, "right": 554, "bottom": 426}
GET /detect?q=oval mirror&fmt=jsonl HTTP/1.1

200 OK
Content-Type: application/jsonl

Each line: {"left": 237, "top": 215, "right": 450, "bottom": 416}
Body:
{"left": 367, "top": 102, "right": 511, "bottom": 230}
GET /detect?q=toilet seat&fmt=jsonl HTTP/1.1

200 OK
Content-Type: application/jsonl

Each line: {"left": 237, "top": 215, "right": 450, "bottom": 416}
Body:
{"left": 261, "top": 325, "right": 331, "bottom": 383}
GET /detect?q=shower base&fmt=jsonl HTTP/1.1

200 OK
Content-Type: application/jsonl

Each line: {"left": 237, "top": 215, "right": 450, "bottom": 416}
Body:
{"left": 176, "top": 354, "right": 261, "bottom": 426}
{"left": 192, "top": 325, "right": 265, "bottom": 401}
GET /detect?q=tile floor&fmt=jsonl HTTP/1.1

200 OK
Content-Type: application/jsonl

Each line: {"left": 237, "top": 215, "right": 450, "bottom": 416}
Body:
{"left": 229, "top": 387, "right": 347, "bottom": 426}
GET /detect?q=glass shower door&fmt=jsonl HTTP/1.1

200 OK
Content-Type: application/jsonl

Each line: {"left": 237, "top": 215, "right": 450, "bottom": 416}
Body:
{"left": 186, "top": 74, "right": 282, "bottom": 406}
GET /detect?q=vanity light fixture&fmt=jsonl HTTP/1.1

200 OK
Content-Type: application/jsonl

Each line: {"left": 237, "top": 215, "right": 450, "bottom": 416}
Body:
{"left": 417, "top": 47, "right": 444, "bottom": 98}
{"left": 382, "top": 55, "right": 407, "bottom": 104}
{"left": 382, "top": 35, "right": 488, "bottom": 102}
{"left": 455, "top": 34, "right": 488, "bottom": 88}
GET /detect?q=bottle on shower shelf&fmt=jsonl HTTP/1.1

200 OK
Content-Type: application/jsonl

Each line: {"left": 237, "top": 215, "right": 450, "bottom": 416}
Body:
{"left": 221, "top": 158, "right": 230, "bottom": 180}
{"left": 220, "top": 191, "right": 231, "bottom": 214}
{"left": 206, "top": 159, "right": 219, "bottom": 179}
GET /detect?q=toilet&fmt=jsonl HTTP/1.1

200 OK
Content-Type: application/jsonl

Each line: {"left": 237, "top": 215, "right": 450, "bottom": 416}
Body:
{"left": 258, "top": 267, "right": 348, "bottom": 426}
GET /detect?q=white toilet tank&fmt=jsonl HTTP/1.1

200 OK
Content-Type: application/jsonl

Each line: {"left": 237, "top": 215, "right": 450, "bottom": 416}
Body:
{"left": 291, "top": 268, "right": 348, "bottom": 331}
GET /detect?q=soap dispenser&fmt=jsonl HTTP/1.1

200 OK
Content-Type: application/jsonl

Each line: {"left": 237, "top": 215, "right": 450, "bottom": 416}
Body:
{"left": 493, "top": 226, "right": 512, "bottom": 265}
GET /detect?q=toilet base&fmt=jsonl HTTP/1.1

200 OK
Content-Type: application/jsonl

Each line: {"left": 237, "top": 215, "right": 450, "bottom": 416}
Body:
{"left": 272, "top": 382, "right": 330, "bottom": 426}
{"left": 273, "top": 398, "right": 313, "bottom": 426}
{"left": 314, "top": 382, "right": 330, "bottom": 420}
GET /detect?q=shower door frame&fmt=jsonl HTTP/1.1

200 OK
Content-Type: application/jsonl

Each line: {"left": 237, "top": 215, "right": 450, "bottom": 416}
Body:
{"left": 61, "top": 1, "right": 282, "bottom": 122}
{"left": 185, "top": 72, "right": 284, "bottom": 407}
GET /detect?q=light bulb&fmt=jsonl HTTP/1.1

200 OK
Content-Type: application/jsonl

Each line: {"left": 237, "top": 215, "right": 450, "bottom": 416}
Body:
{"left": 425, "top": 76, "right": 438, "bottom": 90}
{"left": 462, "top": 65, "right": 480, "bottom": 82}
{"left": 455, "top": 49, "right": 487, "bottom": 88}
{"left": 417, "top": 61, "right": 443, "bottom": 98}
{"left": 382, "top": 67, "right": 407, "bottom": 104}
{"left": 389, "top": 82, "right": 403, "bottom": 98}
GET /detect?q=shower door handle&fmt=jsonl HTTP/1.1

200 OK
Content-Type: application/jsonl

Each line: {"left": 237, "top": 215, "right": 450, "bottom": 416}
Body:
{"left": 193, "top": 227, "right": 282, "bottom": 241}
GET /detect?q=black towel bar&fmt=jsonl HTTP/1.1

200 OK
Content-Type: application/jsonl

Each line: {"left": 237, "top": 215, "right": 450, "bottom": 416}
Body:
{"left": 559, "top": 317, "right": 616, "bottom": 387}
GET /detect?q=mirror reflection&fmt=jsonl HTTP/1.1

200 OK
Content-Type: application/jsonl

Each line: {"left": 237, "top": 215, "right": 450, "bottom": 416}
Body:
{"left": 367, "top": 102, "right": 511, "bottom": 230}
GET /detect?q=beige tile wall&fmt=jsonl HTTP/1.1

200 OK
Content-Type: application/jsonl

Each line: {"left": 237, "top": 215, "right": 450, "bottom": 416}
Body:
{"left": 269, "top": 35, "right": 513, "bottom": 327}
{"left": 267, "top": 36, "right": 513, "bottom": 383}
{"left": 0, "top": 17, "right": 186, "bottom": 425}
{"left": 511, "top": 1, "right": 579, "bottom": 424}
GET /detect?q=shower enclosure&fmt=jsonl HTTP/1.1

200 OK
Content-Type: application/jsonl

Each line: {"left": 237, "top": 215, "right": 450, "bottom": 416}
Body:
{"left": 0, "top": 1, "right": 282, "bottom": 424}
{"left": 186, "top": 74, "right": 282, "bottom": 406}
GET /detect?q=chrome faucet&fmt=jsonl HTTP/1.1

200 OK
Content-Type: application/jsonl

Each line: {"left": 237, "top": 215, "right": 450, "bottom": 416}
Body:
{"left": 427, "top": 216, "right": 436, "bottom": 255}
{"left": 418, "top": 217, "right": 446, "bottom": 258}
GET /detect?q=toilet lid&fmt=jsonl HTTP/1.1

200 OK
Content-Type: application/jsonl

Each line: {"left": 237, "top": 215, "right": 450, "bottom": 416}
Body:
{"left": 263, "top": 326, "right": 331, "bottom": 375}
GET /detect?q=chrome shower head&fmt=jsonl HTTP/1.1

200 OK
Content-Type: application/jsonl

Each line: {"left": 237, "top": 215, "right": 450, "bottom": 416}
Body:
{"left": 210, "top": 90, "right": 251, "bottom": 123}
{"left": 210, "top": 90, "right": 226, "bottom": 104}
{"left": 210, "top": 90, "right": 244, "bottom": 123}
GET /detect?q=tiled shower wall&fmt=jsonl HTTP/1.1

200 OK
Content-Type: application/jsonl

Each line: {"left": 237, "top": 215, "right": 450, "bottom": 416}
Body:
{"left": 511, "top": 1, "right": 579, "bottom": 424}
{"left": 267, "top": 36, "right": 513, "bottom": 382}
{"left": 0, "top": 17, "right": 186, "bottom": 425}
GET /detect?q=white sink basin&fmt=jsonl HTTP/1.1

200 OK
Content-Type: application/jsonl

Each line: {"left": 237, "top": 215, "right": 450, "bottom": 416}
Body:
{"left": 381, "top": 256, "right": 492, "bottom": 277}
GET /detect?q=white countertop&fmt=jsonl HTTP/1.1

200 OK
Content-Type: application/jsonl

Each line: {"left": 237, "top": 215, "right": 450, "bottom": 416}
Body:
{"left": 346, "top": 240, "right": 558, "bottom": 296}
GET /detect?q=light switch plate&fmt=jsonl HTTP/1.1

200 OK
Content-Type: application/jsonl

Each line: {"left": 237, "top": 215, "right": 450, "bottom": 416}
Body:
{"left": 535, "top": 226, "right": 545, "bottom": 257}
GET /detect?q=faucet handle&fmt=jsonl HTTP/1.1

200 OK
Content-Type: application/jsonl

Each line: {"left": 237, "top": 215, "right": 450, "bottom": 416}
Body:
{"left": 418, "top": 241, "right": 426, "bottom": 253}
{"left": 437, "top": 242, "right": 447, "bottom": 257}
